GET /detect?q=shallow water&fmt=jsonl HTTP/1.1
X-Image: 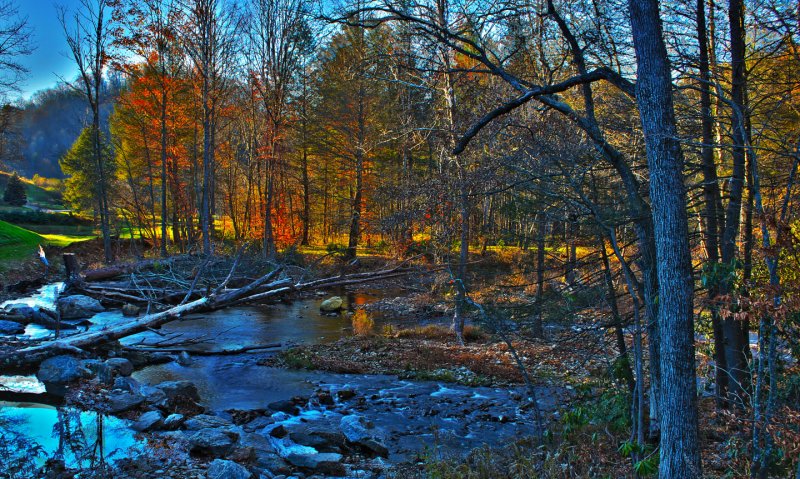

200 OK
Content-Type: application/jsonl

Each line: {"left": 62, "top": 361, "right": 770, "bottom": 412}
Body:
{"left": 0, "top": 402, "right": 143, "bottom": 470}
{"left": 0, "top": 282, "right": 64, "bottom": 311}
{"left": 0, "top": 284, "right": 398, "bottom": 470}
{"left": 129, "top": 292, "right": 385, "bottom": 410}
{"left": 134, "top": 357, "right": 350, "bottom": 411}
{"left": 123, "top": 298, "right": 360, "bottom": 351}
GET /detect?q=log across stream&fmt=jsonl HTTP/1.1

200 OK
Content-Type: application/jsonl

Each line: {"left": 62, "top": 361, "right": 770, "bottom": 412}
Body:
{"left": 0, "top": 262, "right": 417, "bottom": 369}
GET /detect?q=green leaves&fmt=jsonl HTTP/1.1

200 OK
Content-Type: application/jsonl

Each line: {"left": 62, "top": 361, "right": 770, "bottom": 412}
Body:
{"left": 618, "top": 441, "right": 658, "bottom": 477}
{"left": 701, "top": 259, "right": 743, "bottom": 290}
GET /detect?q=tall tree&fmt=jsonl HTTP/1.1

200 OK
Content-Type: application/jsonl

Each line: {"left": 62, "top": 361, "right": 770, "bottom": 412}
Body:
{"left": 719, "top": 0, "right": 752, "bottom": 405}
{"left": 248, "top": 0, "right": 310, "bottom": 256}
{"left": 0, "top": 1, "right": 33, "bottom": 97}
{"left": 2, "top": 171, "right": 25, "bottom": 206}
{"left": 628, "top": 0, "right": 702, "bottom": 476}
{"left": 115, "top": 0, "right": 186, "bottom": 257}
{"left": 696, "top": 0, "right": 729, "bottom": 407}
{"left": 59, "top": 0, "right": 116, "bottom": 263}
{"left": 180, "top": 0, "right": 240, "bottom": 255}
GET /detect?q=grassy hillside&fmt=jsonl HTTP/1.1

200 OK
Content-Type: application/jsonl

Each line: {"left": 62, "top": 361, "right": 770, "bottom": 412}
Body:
{"left": 0, "top": 171, "right": 64, "bottom": 209}
{"left": 0, "top": 219, "right": 94, "bottom": 265}
{"left": 0, "top": 219, "right": 46, "bottom": 261}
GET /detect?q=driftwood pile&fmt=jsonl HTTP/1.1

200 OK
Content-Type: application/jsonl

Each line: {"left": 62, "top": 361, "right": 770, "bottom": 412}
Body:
{"left": 0, "top": 254, "right": 417, "bottom": 369}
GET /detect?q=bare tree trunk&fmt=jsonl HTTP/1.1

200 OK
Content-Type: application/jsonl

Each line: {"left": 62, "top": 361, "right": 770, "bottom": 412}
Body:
{"left": 697, "top": 0, "right": 729, "bottom": 407}
{"left": 545, "top": 1, "right": 662, "bottom": 434}
{"left": 628, "top": 0, "right": 702, "bottom": 475}
{"left": 719, "top": 0, "right": 751, "bottom": 403}
{"left": 345, "top": 27, "right": 367, "bottom": 262}
{"left": 451, "top": 190, "right": 469, "bottom": 341}
{"left": 598, "top": 236, "right": 633, "bottom": 393}
{"left": 532, "top": 214, "right": 546, "bottom": 339}
{"left": 160, "top": 86, "right": 169, "bottom": 258}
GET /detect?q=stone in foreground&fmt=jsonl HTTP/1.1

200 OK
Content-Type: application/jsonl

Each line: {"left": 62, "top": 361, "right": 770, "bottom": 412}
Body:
{"left": 286, "top": 452, "right": 345, "bottom": 476}
{"left": 319, "top": 296, "right": 343, "bottom": 312}
{"left": 206, "top": 459, "right": 251, "bottom": 479}
{"left": 57, "top": 295, "right": 104, "bottom": 320}
{"left": 37, "top": 355, "right": 84, "bottom": 385}
{"left": 133, "top": 410, "right": 164, "bottom": 432}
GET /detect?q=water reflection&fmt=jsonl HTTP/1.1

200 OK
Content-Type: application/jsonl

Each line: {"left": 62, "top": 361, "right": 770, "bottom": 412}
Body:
{"left": 0, "top": 402, "right": 142, "bottom": 476}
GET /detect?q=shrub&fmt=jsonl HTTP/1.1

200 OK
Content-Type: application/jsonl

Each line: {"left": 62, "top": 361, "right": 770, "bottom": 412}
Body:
{"left": 326, "top": 242, "right": 346, "bottom": 256}
{"left": 2, "top": 173, "right": 26, "bottom": 206}
{"left": 352, "top": 309, "right": 375, "bottom": 336}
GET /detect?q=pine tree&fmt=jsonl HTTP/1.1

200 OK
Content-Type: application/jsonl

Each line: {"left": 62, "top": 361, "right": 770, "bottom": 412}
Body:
{"left": 3, "top": 172, "right": 26, "bottom": 206}
{"left": 61, "top": 127, "right": 115, "bottom": 215}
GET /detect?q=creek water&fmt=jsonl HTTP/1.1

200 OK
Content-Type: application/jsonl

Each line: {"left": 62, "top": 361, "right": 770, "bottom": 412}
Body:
{"left": 0, "top": 402, "right": 143, "bottom": 471}
{"left": 0, "top": 284, "right": 389, "bottom": 468}
{"left": 0, "top": 283, "right": 555, "bottom": 474}
{"left": 127, "top": 292, "right": 383, "bottom": 411}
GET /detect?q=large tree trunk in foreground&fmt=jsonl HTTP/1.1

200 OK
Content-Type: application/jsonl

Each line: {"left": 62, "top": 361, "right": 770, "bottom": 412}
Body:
{"left": 0, "top": 265, "right": 414, "bottom": 370}
{"left": 628, "top": 0, "right": 702, "bottom": 476}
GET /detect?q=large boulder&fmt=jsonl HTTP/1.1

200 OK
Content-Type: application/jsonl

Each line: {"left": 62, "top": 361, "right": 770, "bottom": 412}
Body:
{"left": 206, "top": 459, "right": 251, "bottom": 479}
{"left": 189, "top": 428, "right": 238, "bottom": 457}
{"left": 107, "top": 390, "right": 145, "bottom": 413}
{"left": 0, "top": 319, "right": 24, "bottom": 335}
{"left": 319, "top": 296, "right": 343, "bottom": 312}
{"left": 285, "top": 452, "right": 346, "bottom": 476}
{"left": 37, "top": 355, "right": 84, "bottom": 385}
{"left": 156, "top": 380, "right": 200, "bottom": 402}
{"left": 184, "top": 414, "right": 233, "bottom": 430}
{"left": 105, "top": 358, "right": 134, "bottom": 377}
{"left": 132, "top": 410, "right": 164, "bottom": 432}
{"left": 339, "top": 415, "right": 389, "bottom": 457}
{"left": 57, "top": 295, "right": 104, "bottom": 320}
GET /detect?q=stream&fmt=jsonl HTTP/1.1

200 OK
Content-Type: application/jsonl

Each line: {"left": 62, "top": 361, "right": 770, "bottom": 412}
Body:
{"left": 0, "top": 283, "right": 553, "bottom": 477}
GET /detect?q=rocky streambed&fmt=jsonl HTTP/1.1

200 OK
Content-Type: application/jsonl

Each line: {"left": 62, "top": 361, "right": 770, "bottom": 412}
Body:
{"left": 0, "top": 282, "right": 559, "bottom": 478}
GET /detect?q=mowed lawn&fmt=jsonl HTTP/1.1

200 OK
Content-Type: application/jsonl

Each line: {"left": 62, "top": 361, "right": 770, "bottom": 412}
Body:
{"left": 0, "top": 220, "right": 95, "bottom": 264}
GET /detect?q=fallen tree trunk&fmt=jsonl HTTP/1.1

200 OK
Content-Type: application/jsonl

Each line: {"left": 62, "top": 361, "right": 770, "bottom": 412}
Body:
{"left": 81, "top": 258, "right": 176, "bottom": 282}
{"left": 0, "top": 264, "right": 415, "bottom": 369}
{"left": 121, "top": 342, "right": 283, "bottom": 355}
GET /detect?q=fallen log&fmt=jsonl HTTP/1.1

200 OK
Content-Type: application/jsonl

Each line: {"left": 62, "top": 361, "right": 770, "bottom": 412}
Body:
{"left": 0, "top": 264, "right": 416, "bottom": 369}
{"left": 122, "top": 342, "right": 283, "bottom": 355}
{"left": 81, "top": 258, "right": 176, "bottom": 282}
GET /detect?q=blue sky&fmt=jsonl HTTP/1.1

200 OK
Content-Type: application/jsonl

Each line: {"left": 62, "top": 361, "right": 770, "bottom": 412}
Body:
{"left": 14, "top": 0, "right": 81, "bottom": 101}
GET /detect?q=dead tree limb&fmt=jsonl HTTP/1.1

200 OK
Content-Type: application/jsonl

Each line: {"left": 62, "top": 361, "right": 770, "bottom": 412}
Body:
{"left": 122, "top": 342, "right": 283, "bottom": 355}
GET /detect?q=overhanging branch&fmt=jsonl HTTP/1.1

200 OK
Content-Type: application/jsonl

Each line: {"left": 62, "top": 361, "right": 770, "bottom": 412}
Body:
{"left": 453, "top": 67, "right": 634, "bottom": 155}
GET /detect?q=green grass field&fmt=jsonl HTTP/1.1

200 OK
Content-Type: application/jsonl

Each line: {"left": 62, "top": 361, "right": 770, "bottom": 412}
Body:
{"left": 0, "top": 220, "right": 95, "bottom": 264}
{"left": 0, "top": 219, "right": 46, "bottom": 262}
